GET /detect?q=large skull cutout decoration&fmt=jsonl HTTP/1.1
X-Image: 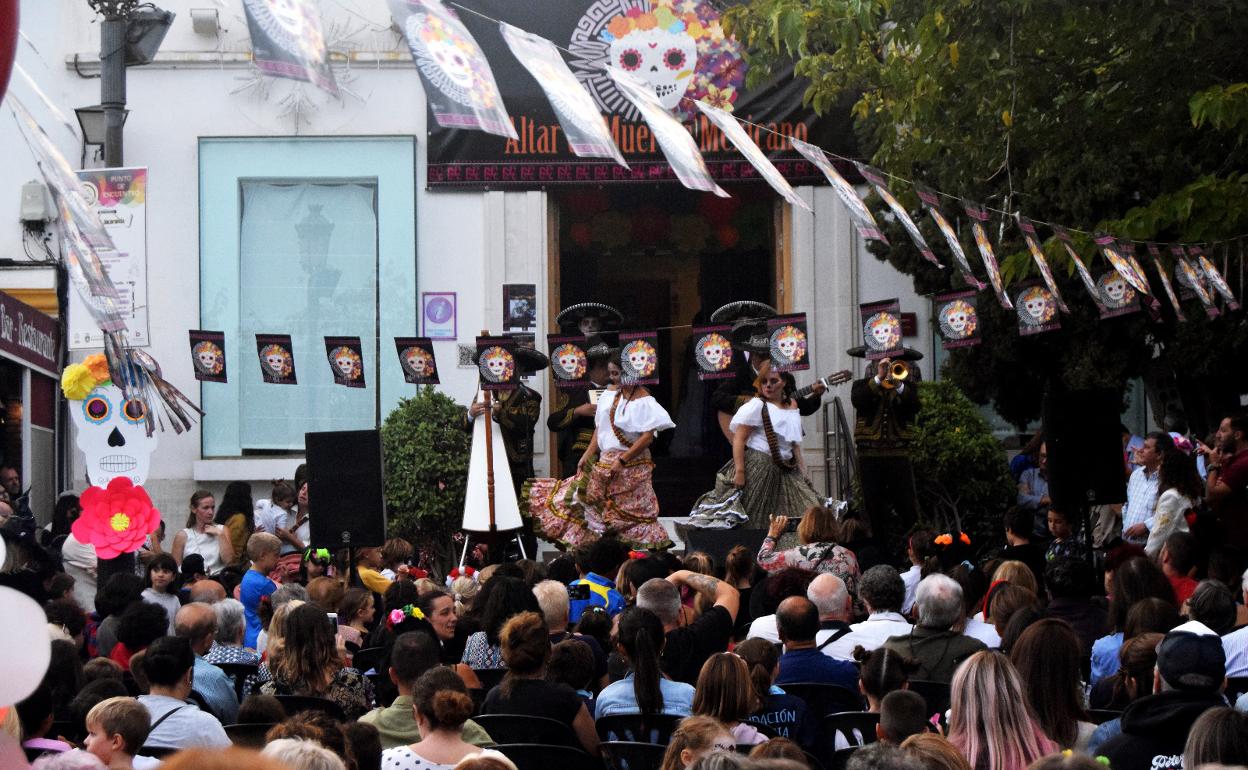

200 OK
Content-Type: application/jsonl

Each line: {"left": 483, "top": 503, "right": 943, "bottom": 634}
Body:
{"left": 71, "top": 384, "right": 157, "bottom": 487}
{"left": 611, "top": 27, "right": 698, "bottom": 111}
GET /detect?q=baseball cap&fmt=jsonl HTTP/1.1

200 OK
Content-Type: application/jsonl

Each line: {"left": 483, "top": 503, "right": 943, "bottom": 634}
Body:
{"left": 1157, "top": 620, "right": 1226, "bottom": 691}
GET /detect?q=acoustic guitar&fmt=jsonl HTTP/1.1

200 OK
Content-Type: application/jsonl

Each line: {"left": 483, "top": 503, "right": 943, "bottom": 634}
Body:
{"left": 718, "top": 370, "right": 853, "bottom": 442}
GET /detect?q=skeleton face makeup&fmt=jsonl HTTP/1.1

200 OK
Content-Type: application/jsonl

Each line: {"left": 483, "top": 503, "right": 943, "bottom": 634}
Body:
{"left": 610, "top": 27, "right": 698, "bottom": 110}
{"left": 578, "top": 316, "right": 601, "bottom": 335}
{"left": 71, "top": 384, "right": 158, "bottom": 486}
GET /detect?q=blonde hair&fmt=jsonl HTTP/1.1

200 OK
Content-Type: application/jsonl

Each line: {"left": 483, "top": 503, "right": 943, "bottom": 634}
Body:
{"left": 264, "top": 599, "right": 305, "bottom": 663}
{"left": 991, "top": 560, "right": 1039, "bottom": 596}
{"left": 247, "top": 532, "right": 281, "bottom": 561}
{"left": 899, "top": 733, "right": 971, "bottom": 770}
{"left": 947, "top": 651, "right": 1057, "bottom": 770}
{"left": 86, "top": 697, "right": 151, "bottom": 756}
{"left": 450, "top": 575, "right": 481, "bottom": 615}
{"left": 660, "top": 716, "right": 732, "bottom": 770}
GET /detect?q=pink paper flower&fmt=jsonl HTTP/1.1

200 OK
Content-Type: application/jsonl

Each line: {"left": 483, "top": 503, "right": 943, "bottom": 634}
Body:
{"left": 71, "top": 478, "right": 161, "bottom": 559}
{"left": 389, "top": 609, "right": 405, "bottom": 626}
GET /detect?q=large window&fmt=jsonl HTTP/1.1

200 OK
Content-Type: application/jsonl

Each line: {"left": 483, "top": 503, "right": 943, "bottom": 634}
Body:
{"left": 199, "top": 138, "right": 416, "bottom": 457}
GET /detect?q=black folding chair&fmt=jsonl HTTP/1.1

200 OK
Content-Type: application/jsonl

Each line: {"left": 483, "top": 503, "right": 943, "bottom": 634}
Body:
{"left": 214, "top": 662, "right": 260, "bottom": 704}
{"left": 224, "top": 722, "right": 276, "bottom": 748}
{"left": 820, "top": 711, "right": 879, "bottom": 748}
{"left": 601, "top": 740, "right": 667, "bottom": 770}
{"left": 273, "top": 694, "right": 347, "bottom": 721}
{"left": 826, "top": 746, "right": 859, "bottom": 770}
{"left": 905, "top": 680, "right": 951, "bottom": 717}
{"left": 475, "top": 667, "right": 508, "bottom": 691}
{"left": 596, "top": 713, "right": 683, "bottom": 744}
{"left": 494, "top": 743, "right": 603, "bottom": 770}
{"left": 778, "top": 683, "right": 865, "bottom": 718}
{"left": 472, "top": 714, "right": 582, "bottom": 748}
{"left": 352, "top": 646, "right": 388, "bottom": 675}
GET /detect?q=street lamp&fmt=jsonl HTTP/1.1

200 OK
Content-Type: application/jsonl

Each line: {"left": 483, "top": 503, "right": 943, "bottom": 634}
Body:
{"left": 74, "top": 104, "right": 128, "bottom": 166}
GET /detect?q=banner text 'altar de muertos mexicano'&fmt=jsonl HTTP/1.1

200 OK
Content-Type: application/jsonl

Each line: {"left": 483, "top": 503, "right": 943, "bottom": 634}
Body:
{"left": 425, "top": 0, "right": 857, "bottom": 189}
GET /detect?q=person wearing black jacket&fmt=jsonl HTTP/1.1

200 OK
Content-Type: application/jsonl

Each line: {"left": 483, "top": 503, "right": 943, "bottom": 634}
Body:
{"left": 1096, "top": 621, "right": 1229, "bottom": 769}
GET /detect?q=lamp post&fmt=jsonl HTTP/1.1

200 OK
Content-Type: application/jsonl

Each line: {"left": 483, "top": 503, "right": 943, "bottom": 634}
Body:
{"left": 86, "top": 0, "right": 136, "bottom": 167}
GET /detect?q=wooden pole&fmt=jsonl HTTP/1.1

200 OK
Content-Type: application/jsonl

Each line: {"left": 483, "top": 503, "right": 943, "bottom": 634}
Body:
{"left": 479, "top": 330, "right": 497, "bottom": 533}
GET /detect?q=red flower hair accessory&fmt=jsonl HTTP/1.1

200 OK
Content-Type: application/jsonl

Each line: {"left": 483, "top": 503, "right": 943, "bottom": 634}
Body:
{"left": 445, "top": 565, "right": 478, "bottom": 588}
{"left": 628, "top": 550, "right": 647, "bottom": 560}
{"left": 71, "top": 477, "right": 161, "bottom": 559}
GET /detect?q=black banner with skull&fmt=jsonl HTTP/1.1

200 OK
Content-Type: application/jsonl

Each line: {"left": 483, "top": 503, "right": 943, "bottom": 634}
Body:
{"left": 548, "top": 334, "right": 591, "bottom": 388}
{"left": 476, "top": 335, "right": 519, "bottom": 391}
{"left": 240, "top": 0, "right": 338, "bottom": 96}
{"left": 1094, "top": 272, "right": 1141, "bottom": 319}
{"left": 859, "top": 300, "right": 903, "bottom": 361}
{"left": 423, "top": 0, "right": 857, "bottom": 188}
{"left": 396, "top": 337, "right": 441, "bottom": 385}
{"left": 189, "top": 330, "right": 227, "bottom": 383}
{"left": 933, "top": 290, "right": 981, "bottom": 350}
{"left": 767, "top": 314, "right": 810, "bottom": 372}
{"left": 325, "top": 336, "right": 366, "bottom": 388}
{"left": 619, "top": 331, "right": 660, "bottom": 385}
{"left": 256, "top": 333, "right": 297, "bottom": 385}
{"left": 691, "top": 324, "right": 736, "bottom": 380}
{"left": 1014, "top": 282, "right": 1061, "bottom": 336}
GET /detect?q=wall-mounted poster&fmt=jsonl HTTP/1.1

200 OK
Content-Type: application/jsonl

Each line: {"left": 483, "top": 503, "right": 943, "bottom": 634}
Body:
{"left": 422, "top": 292, "right": 457, "bottom": 340}
{"left": 503, "top": 284, "right": 537, "bottom": 331}
{"left": 189, "top": 330, "right": 227, "bottom": 383}
{"left": 70, "top": 167, "right": 149, "bottom": 349}
{"left": 396, "top": 337, "right": 440, "bottom": 384}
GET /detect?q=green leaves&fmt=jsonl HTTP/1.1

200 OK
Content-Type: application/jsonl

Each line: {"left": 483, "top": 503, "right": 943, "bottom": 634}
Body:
{"left": 1190, "top": 83, "right": 1248, "bottom": 132}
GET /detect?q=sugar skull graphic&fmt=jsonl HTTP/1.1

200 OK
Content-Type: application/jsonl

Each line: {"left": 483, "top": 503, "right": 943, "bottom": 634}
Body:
{"left": 770, "top": 325, "right": 808, "bottom": 364}
{"left": 328, "top": 346, "right": 362, "bottom": 381}
{"left": 242, "top": 0, "right": 328, "bottom": 65}
{"left": 1097, "top": 272, "right": 1135, "bottom": 309}
{"left": 478, "top": 346, "right": 515, "bottom": 383}
{"left": 71, "top": 383, "right": 158, "bottom": 487}
{"left": 694, "top": 333, "right": 732, "bottom": 372}
{"left": 192, "top": 341, "right": 224, "bottom": 376}
{"left": 863, "top": 313, "right": 901, "bottom": 352}
{"left": 621, "top": 339, "right": 657, "bottom": 381}
{"left": 407, "top": 8, "right": 502, "bottom": 109}
{"left": 939, "top": 300, "right": 977, "bottom": 339}
{"left": 1018, "top": 287, "right": 1057, "bottom": 326}
{"left": 259, "top": 344, "right": 293, "bottom": 378}
{"left": 552, "top": 344, "right": 588, "bottom": 381}
{"left": 401, "top": 346, "right": 436, "bottom": 380}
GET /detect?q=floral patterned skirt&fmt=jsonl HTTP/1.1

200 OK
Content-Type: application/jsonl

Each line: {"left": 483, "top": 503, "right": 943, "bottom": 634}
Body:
{"left": 691, "top": 448, "right": 823, "bottom": 530}
{"left": 525, "top": 449, "right": 672, "bottom": 549}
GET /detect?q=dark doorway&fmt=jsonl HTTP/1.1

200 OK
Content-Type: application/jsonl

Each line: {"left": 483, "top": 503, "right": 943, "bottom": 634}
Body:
{"left": 552, "top": 184, "right": 778, "bottom": 517}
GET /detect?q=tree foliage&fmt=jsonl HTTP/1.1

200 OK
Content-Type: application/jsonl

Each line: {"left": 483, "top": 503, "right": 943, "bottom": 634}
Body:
{"left": 910, "top": 381, "right": 1015, "bottom": 547}
{"left": 725, "top": 0, "right": 1248, "bottom": 428}
{"left": 381, "top": 387, "right": 471, "bottom": 574}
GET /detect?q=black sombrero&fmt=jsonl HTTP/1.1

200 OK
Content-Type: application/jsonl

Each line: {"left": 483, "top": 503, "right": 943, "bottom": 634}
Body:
{"left": 584, "top": 334, "right": 615, "bottom": 363}
{"left": 556, "top": 302, "right": 624, "bottom": 331}
{"left": 732, "top": 319, "right": 772, "bottom": 354}
{"left": 709, "top": 300, "right": 778, "bottom": 324}
{"left": 514, "top": 346, "right": 550, "bottom": 374}
{"left": 846, "top": 345, "right": 925, "bottom": 361}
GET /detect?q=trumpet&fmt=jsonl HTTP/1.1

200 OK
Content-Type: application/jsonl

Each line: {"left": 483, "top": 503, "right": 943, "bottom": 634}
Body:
{"left": 880, "top": 358, "right": 909, "bottom": 389}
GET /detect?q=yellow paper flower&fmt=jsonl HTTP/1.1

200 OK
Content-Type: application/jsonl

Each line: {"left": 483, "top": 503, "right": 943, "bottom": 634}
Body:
{"left": 83, "top": 354, "right": 110, "bottom": 383}
{"left": 61, "top": 364, "right": 96, "bottom": 401}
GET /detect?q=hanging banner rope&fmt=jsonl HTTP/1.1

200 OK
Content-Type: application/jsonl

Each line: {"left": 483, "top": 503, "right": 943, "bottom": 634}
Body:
{"left": 1017, "top": 215, "right": 1070, "bottom": 314}
{"left": 694, "top": 100, "right": 810, "bottom": 212}
{"left": 858, "top": 164, "right": 942, "bottom": 268}
{"left": 391, "top": 0, "right": 517, "bottom": 139}
{"left": 915, "top": 184, "right": 984, "bottom": 289}
{"left": 499, "top": 23, "right": 627, "bottom": 167}
{"left": 963, "top": 201, "right": 1012, "bottom": 309}
{"left": 608, "top": 67, "right": 727, "bottom": 197}
{"left": 792, "top": 139, "right": 886, "bottom": 243}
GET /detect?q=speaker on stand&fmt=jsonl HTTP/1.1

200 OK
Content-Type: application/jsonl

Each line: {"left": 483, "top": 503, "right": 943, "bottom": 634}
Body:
{"left": 1043, "top": 388, "right": 1127, "bottom": 554}
{"left": 306, "top": 430, "right": 387, "bottom": 585}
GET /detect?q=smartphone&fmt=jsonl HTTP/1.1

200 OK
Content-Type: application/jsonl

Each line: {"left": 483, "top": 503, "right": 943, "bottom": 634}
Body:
{"left": 568, "top": 583, "right": 591, "bottom": 601}
{"left": 785, "top": 516, "right": 803, "bottom": 533}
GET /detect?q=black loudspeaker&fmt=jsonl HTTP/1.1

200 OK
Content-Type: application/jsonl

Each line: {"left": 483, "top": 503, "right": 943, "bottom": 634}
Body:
{"left": 306, "top": 429, "right": 387, "bottom": 548}
{"left": 1044, "top": 389, "right": 1127, "bottom": 508}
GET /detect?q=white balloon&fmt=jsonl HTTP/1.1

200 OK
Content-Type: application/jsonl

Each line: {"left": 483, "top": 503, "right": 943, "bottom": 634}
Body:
{"left": 0, "top": 586, "right": 51, "bottom": 706}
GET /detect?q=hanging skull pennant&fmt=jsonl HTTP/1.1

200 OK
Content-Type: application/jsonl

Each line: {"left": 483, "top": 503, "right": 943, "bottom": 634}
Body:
{"left": 915, "top": 184, "right": 984, "bottom": 290}
{"left": 476, "top": 335, "right": 518, "bottom": 391}
{"left": 1014, "top": 282, "right": 1061, "bottom": 336}
{"left": 325, "top": 336, "right": 365, "bottom": 388}
{"left": 396, "top": 337, "right": 440, "bottom": 385}
{"left": 189, "top": 330, "right": 227, "bottom": 384}
{"left": 1094, "top": 234, "right": 1151, "bottom": 296}
{"left": 859, "top": 300, "right": 903, "bottom": 360}
{"left": 256, "top": 333, "right": 297, "bottom": 385}
{"left": 547, "top": 334, "right": 591, "bottom": 389}
{"left": 934, "top": 290, "right": 981, "bottom": 349}
{"left": 1016, "top": 215, "right": 1069, "bottom": 313}
{"left": 858, "top": 165, "right": 942, "bottom": 267}
{"left": 1051, "top": 226, "right": 1104, "bottom": 311}
{"left": 690, "top": 325, "right": 736, "bottom": 380}
{"left": 1147, "top": 244, "right": 1186, "bottom": 322}
{"left": 695, "top": 101, "right": 810, "bottom": 212}
{"left": 1190, "top": 246, "right": 1240, "bottom": 311}
{"left": 768, "top": 314, "right": 810, "bottom": 372}
{"left": 1171, "top": 245, "right": 1218, "bottom": 317}
{"left": 1094, "top": 271, "right": 1141, "bottom": 319}
{"left": 793, "top": 140, "right": 887, "bottom": 244}
{"left": 241, "top": 0, "right": 338, "bottom": 96}
{"left": 963, "top": 201, "right": 1012, "bottom": 309}
{"left": 619, "top": 331, "right": 661, "bottom": 385}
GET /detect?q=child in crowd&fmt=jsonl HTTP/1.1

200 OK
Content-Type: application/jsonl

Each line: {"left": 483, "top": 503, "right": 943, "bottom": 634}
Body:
{"left": 380, "top": 538, "right": 414, "bottom": 581}
{"left": 356, "top": 547, "right": 393, "bottom": 594}
{"left": 140, "top": 553, "right": 181, "bottom": 635}
{"left": 254, "top": 481, "right": 299, "bottom": 578}
{"left": 240, "top": 533, "right": 281, "bottom": 649}
{"left": 84, "top": 696, "right": 151, "bottom": 770}
{"left": 1045, "top": 509, "right": 1089, "bottom": 563}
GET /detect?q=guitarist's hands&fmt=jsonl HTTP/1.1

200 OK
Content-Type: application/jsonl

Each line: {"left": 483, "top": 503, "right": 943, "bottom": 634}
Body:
{"left": 810, "top": 381, "right": 827, "bottom": 396}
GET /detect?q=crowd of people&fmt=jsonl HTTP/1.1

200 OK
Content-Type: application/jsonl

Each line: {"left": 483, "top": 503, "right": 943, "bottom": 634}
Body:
{"left": 4, "top": 407, "right": 1248, "bottom": 770}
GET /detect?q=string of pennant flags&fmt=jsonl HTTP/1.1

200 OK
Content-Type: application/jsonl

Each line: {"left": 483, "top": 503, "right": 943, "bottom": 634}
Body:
{"left": 233, "top": 0, "right": 1244, "bottom": 328}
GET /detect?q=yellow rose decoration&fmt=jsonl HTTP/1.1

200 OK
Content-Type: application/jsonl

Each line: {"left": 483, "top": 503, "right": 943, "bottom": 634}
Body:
{"left": 61, "top": 364, "right": 97, "bottom": 401}
{"left": 83, "top": 354, "right": 110, "bottom": 383}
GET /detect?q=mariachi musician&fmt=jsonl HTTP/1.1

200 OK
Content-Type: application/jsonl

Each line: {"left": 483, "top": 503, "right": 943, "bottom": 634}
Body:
{"left": 546, "top": 302, "right": 623, "bottom": 475}
{"left": 464, "top": 346, "right": 549, "bottom": 496}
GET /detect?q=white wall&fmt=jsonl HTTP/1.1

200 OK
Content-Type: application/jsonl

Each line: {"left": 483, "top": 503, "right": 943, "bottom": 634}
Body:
{"left": 0, "top": 0, "right": 930, "bottom": 528}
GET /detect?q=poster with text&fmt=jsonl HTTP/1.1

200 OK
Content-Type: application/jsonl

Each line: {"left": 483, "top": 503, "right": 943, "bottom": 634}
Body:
{"left": 691, "top": 324, "right": 736, "bottom": 380}
{"left": 396, "top": 337, "right": 440, "bottom": 384}
{"left": 256, "top": 333, "right": 297, "bottom": 385}
{"left": 70, "top": 167, "right": 149, "bottom": 349}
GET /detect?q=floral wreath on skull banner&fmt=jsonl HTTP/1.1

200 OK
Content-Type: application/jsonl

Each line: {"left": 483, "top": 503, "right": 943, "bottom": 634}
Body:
{"left": 1096, "top": 272, "right": 1136, "bottom": 309}
{"left": 478, "top": 346, "right": 516, "bottom": 383}
{"left": 192, "top": 341, "right": 225, "bottom": 375}
{"left": 260, "top": 344, "right": 294, "bottom": 377}
{"left": 328, "top": 346, "right": 363, "bottom": 381}
{"left": 622, "top": 339, "right": 658, "bottom": 379}
{"left": 770, "top": 325, "right": 808, "bottom": 363}
{"left": 401, "top": 346, "right": 436, "bottom": 379}
{"left": 552, "top": 343, "right": 588, "bottom": 380}
{"left": 938, "top": 300, "right": 977, "bottom": 339}
{"left": 1017, "top": 286, "right": 1058, "bottom": 325}
{"left": 863, "top": 313, "right": 901, "bottom": 351}
{"left": 576, "top": 0, "right": 745, "bottom": 122}
{"left": 407, "top": 9, "right": 502, "bottom": 109}
{"left": 693, "top": 332, "right": 733, "bottom": 372}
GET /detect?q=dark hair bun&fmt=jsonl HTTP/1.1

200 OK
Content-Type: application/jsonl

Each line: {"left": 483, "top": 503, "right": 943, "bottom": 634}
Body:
{"left": 430, "top": 689, "right": 473, "bottom": 727}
